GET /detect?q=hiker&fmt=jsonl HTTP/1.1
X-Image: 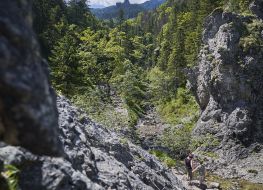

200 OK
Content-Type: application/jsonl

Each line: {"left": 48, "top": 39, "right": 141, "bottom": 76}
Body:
{"left": 193, "top": 158, "right": 206, "bottom": 185}
{"left": 185, "top": 153, "right": 194, "bottom": 184}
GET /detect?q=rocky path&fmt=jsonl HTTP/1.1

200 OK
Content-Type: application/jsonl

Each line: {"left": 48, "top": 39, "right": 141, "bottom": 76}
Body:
{"left": 172, "top": 168, "right": 221, "bottom": 190}
{"left": 134, "top": 108, "right": 222, "bottom": 189}
{"left": 135, "top": 107, "right": 170, "bottom": 150}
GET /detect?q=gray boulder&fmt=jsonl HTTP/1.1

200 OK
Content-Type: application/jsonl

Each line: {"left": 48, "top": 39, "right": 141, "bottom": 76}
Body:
{"left": 0, "top": 144, "right": 103, "bottom": 190}
{"left": 57, "top": 96, "right": 185, "bottom": 190}
{"left": 0, "top": 0, "right": 61, "bottom": 156}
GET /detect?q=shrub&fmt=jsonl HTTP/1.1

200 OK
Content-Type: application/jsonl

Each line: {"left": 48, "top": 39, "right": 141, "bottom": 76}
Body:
{"left": 3, "top": 165, "right": 19, "bottom": 190}
{"left": 162, "top": 125, "right": 192, "bottom": 158}
{"left": 157, "top": 88, "right": 199, "bottom": 126}
{"left": 190, "top": 134, "right": 220, "bottom": 151}
{"left": 240, "top": 35, "right": 259, "bottom": 52}
{"left": 239, "top": 19, "right": 263, "bottom": 53}
{"left": 224, "top": 0, "right": 253, "bottom": 14}
{"left": 196, "top": 150, "right": 219, "bottom": 159}
{"left": 157, "top": 88, "right": 199, "bottom": 157}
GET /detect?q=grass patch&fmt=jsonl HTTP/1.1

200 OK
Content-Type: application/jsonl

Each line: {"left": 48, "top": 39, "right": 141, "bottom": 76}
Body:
{"left": 207, "top": 173, "right": 263, "bottom": 190}
{"left": 207, "top": 54, "right": 214, "bottom": 61}
{"left": 119, "top": 137, "right": 129, "bottom": 147}
{"left": 240, "top": 180, "right": 263, "bottom": 190}
{"left": 72, "top": 91, "right": 131, "bottom": 129}
{"left": 134, "top": 154, "right": 146, "bottom": 162}
{"left": 206, "top": 174, "right": 236, "bottom": 190}
{"left": 149, "top": 150, "right": 177, "bottom": 168}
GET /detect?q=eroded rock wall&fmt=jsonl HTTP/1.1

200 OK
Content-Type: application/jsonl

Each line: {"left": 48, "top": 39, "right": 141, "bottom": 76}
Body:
{"left": 188, "top": 1, "right": 263, "bottom": 183}
{"left": 189, "top": 4, "right": 263, "bottom": 150}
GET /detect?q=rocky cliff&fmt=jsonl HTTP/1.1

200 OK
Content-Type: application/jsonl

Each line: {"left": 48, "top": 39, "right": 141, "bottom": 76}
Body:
{"left": 0, "top": 96, "right": 185, "bottom": 189}
{"left": 0, "top": 1, "right": 185, "bottom": 189}
{"left": 188, "top": 0, "right": 263, "bottom": 183}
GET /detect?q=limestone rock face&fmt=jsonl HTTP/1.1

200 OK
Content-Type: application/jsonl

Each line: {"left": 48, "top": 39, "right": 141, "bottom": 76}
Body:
{"left": 190, "top": 6, "right": 263, "bottom": 149}
{"left": 57, "top": 96, "right": 185, "bottom": 190}
{"left": 0, "top": 0, "right": 61, "bottom": 155}
{"left": 187, "top": 3, "right": 263, "bottom": 183}
{"left": 0, "top": 97, "right": 186, "bottom": 190}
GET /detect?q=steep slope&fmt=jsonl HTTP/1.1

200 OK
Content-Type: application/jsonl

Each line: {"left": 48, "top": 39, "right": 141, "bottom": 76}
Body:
{"left": 91, "top": 0, "right": 166, "bottom": 19}
{"left": 187, "top": 1, "right": 263, "bottom": 183}
{"left": 0, "top": 96, "right": 186, "bottom": 190}
{"left": 0, "top": 1, "right": 185, "bottom": 189}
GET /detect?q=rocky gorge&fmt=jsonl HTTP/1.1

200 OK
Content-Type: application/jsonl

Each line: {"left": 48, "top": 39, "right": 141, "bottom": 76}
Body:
{"left": 0, "top": 0, "right": 263, "bottom": 189}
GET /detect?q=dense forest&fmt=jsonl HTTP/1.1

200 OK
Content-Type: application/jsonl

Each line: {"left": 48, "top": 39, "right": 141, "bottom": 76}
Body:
{"left": 33, "top": 0, "right": 254, "bottom": 156}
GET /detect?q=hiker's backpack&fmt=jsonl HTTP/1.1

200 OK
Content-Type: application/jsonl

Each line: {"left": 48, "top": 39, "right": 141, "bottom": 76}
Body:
{"left": 185, "top": 158, "right": 192, "bottom": 169}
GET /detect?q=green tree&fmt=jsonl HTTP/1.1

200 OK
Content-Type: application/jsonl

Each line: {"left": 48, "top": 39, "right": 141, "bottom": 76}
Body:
{"left": 66, "top": 0, "right": 96, "bottom": 28}
{"left": 32, "top": 0, "right": 66, "bottom": 57}
{"left": 49, "top": 24, "right": 82, "bottom": 96}
{"left": 162, "top": 125, "right": 192, "bottom": 158}
{"left": 78, "top": 28, "right": 115, "bottom": 93}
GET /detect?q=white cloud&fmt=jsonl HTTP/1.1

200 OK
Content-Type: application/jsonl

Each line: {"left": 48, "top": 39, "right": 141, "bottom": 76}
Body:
{"left": 88, "top": 0, "right": 148, "bottom": 6}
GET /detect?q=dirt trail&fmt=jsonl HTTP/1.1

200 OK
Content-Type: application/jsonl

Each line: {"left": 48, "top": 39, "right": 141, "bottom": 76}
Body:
{"left": 172, "top": 168, "right": 221, "bottom": 190}
{"left": 135, "top": 107, "right": 171, "bottom": 149}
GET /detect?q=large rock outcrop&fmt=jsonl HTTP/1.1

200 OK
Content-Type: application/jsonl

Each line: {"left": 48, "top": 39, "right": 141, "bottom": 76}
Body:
{"left": 0, "top": 0, "right": 61, "bottom": 156}
{"left": 0, "top": 96, "right": 185, "bottom": 190}
{"left": 188, "top": 3, "right": 263, "bottom": 183}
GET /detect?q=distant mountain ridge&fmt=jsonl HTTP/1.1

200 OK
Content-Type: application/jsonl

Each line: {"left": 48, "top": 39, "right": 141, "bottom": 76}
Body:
{"left": 90, "top": 4, "right": 105, "bottom": 9}
{"left": 91, "top": 0, "right": 166, "bottom": 19}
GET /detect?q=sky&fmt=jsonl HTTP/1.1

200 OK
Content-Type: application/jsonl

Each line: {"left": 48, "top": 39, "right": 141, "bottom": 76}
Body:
{"left": 89, "top": 0, "right": 148, "bottom": 7}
